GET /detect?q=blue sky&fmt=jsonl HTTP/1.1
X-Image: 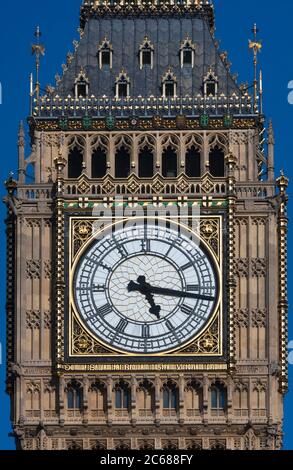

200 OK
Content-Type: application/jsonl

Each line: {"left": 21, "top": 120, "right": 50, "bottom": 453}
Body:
{"left": 0, "top": 0, "right": 292, "bottom": 450}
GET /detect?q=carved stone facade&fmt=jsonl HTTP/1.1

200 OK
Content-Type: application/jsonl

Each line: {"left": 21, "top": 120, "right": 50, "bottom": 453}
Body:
{"left": 4, "top": 0, "right": 287, "bottom": 451}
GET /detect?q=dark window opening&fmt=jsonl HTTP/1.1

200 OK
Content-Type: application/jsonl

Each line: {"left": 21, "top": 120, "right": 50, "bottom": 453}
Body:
{"left": 165, "top": 82, "right": 175, "bottom": 98}
{"left": 115, "top": 145, "right": 130, "bottom": 178}
{"left": 142, "top": 50, "right": 152, "bottom": 66}
{"left": 186, "top": 146, "right": 201, "bottom": 177}
{"left": 183, "top": 49, "right": 192, "bottom": 65}
{"left": 139, "top": 146, "right": 154, "bottom": 178}
{"left": 206, "top": 81, "right": 216, "bottom": 96}
{"left": 101, "top": 50, "right": 110, "bottom": 66}
{"left": 115, "top": 388, "right": 130, "bottom": 410}
{"left": 209, "top": 146, "right": 225, "bottom": 177}
{"left": 118, "top": 82, "right": 128, "bottom": 98}
{"left": 163, "top": 388, "right": 178, "bottom": 410}
{"left": 162, "top": 146, "right": 177, "bottom": 178}
{"left": 211, "top": 385, "right": 227, "bottom": 410}
{"left": 92, "top": 147, "right": 107, "bottom": 178}
{"left": 67, "top": 386, "right": 83, "bottom": 410}
{"left": 68, "top": 146, "right": 83, "bottom": 179}
{"left": 76, "top": 83, "right": 87, "bottom": 98}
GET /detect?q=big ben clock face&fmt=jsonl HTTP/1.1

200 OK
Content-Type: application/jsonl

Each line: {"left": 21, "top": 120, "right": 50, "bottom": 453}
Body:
{"left": 72, "top": 222, "right": 219, "bottom": 355}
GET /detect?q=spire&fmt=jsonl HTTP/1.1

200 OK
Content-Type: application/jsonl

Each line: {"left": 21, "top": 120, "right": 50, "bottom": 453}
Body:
{"left": 268, "top": 119, "right": 275, "bottom": 145}
{"left": 267, "top": 120, "right": 275, "bottom": 181}
{"left": 249, "top": 24, "right": 262, "bottom": 114}
{"left": 31, "top": 26, "right": 45, "bottom": 100}
{"left": 18, "top": 121, "right": 26, "bottom": 184}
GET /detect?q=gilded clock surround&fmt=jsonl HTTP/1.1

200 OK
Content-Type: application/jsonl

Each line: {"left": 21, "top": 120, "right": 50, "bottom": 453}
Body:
{"left": 65, "top": 215, "right": 223, "bottom": 362}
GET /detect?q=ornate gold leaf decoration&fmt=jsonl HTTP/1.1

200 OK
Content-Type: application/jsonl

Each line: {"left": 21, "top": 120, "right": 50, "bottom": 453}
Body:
{"left": 176, "top": 314, "right": 220, "bottom": 355}
{"left": 73, "top": 220, "right": 94, "bottom": 258}
{"left": 72, "top": 315, "right": 115, "bottom": 355}
{"left": 200, "top": 218, "right": 220, "bottom": 259}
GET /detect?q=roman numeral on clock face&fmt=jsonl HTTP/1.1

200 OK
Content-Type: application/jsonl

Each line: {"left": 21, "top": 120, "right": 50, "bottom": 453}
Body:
{"left": 141, "top": 239, "right": 151, "bottom": 252}
{"left": 92, "top": 284, "right": 106, "bottom": 292}
{"left": 187, "top": 284, "right": 199, "bottom": 292}
{"left": 181, "top": 261, "right": 193, "bottom": 271}
{"left": 181, "top": 304, "right": 193, "bottom": 315}
{"left": 142, "top": 324, "right": 150, "bottom": 338}
{"left": 96, "top": 303, "right": 112, "bottom": 317}
{"left": 117, "top": 319, "right": 128, "bottom": 333}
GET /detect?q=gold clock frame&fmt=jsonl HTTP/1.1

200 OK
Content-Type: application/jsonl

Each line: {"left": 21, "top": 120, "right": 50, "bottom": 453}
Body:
{"left": 63, "top": 214, "right": 223, "bottom": 363}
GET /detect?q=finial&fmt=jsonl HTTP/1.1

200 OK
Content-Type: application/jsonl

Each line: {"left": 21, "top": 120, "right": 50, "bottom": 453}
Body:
{"left": 268, "top": 119, "right": 275, "bottom": 145}
{"left": 277, "top": 170, "right": 289, "bottom": 194}
{"left": 259, "top": 69, "right": 263, "bottom": 115}
{"left": 31, "top": 26, "right": 45, "bottom": 100}
{"left": 249, "top": 23, "right": 262, "bottom": 114}
{"left": 5, "top": 172, "right": 18, "bottom": 195}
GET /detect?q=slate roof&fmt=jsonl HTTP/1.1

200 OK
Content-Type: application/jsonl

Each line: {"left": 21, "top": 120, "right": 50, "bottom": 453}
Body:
{"left": 55, "top": 1, "right": 241, "bottom": 100}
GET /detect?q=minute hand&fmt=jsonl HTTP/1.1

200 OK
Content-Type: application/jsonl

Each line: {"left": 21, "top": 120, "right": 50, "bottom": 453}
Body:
{"left": 146, "top": 285, "right": 215, "bottom": 302}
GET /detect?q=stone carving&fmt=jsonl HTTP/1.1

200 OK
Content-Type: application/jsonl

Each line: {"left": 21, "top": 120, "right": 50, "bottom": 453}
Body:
{"left": 251, "top": 308, "right": 267, "bottom": 328}
{"left": 235, "top": 309, "right": 249, "bottom": 328}
{"left": 235, "top": 258, "right": 249, "bottom": 277}
{"left": 26, "top": 260, "right": 41, "bottom": 279}
{"left": 26, "top": 310, "right": 41, "bottom": 330}
{"left": 44, "top": 260, "right": 52, "bottom": 279}
{"left": 251, "top": 258, "right": 267, "bottom": 277}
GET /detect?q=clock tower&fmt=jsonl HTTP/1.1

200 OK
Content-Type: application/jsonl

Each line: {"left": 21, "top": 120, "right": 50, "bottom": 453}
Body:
{"left": 5, "top": 0, "right": 288, "bottom": 451}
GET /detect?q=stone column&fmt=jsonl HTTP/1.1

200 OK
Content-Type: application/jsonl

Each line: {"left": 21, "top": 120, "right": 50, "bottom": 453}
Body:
{"left": 107, "top": 375, "right": 113, "bottom": 425}
{"left": 154, "top": 376, "right": 161, "bottom": 426}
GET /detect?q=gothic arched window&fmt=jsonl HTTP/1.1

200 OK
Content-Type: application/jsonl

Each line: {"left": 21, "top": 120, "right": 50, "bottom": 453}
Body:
{"left": 211, "top": 383, "right": 227, "bottom": 411}
{"left": 74, "top": 71, "right": 89, "bottom": 99}
{"left": 162, "top": 69, "right": 177, "bottom": 98}
{"left": 209, "top": 145, "right": 225, "bottom": 177}
{"left": 163, "top": 382, "right": 178, "bottom": 410}
{"left": 66, "top": 381, "right": 83, "bottom": 410}
{"left": 92, "top": 146, "right": 107, "bottom": 178}
{"left": 115, "top": 70, "right": 130, "bottom": 99}
{"left": 203, "top": 70, "right": 218, "bottom": 97}
{"left": 89, "top": 381, "right": 107, "bottom": 414}
{"left": 180, "top": 37, "right": 196, "bottom": 68}
{"left": 185, "top": 380, "right": 203, "bottom": 415}
{"left": 137, "top": 379, "right": 155, "bottom": 417}
{"left": 139, "top": 146, "right": 154, "bottom": 178}
{"left": 114, "top": 382, "right": 131, "bottom": 410}
{"left": 162, "top": 145, "right": 178, "bottom": 178}
{"left": 98, "top": 38, "right": 113, "bottom": 70}
{"left": 68, "top": 145, "right": 84, "bottom": 179}
{"left": 210, "top": 441, "right": 226, "bottom": 451}
{"left": 186, "top": 145, "right": 201, "bottom": 177}
{"left": 115, "top": 144, "right": 131, "bottom": 178}
{"left": 139, "top": 37, "right": 154, "bottom": 69}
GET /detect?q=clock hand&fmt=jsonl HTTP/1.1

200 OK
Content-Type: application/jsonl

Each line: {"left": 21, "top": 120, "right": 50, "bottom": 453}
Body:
{"left": 128, "top": 277, "right": 215, "bottom": 302}
{"left": 128, "top": 276, "right": 161, "bottom": 320}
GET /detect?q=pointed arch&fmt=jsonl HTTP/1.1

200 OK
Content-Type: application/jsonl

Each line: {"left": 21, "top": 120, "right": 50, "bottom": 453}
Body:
{"left": 115, "top": 69, "right": 130, "bottom": 99}
{"left": 162, "top": 69, "right": 177, "bottom": 98}
{"left": 67, "top": 137, "right": 85, "bottom": 179}
{"left": 98, "top": 37, "right": 113, "bottom": 70}
{"left": 91, "top": 136, "right": 108, "bottom": 178}
{"left": 180, "top": 36, "right": 196, "bottom": 68}
{"left": 114, "top": 135, "right": 131, "bottom": 178}
{"left": 138, "top": 136, "right": 155, "bottom": 178}
{"left": 65, "top": 379, "right": 83, "bottom": 410}
{"left": 203, "top": 69, "right": 218, "bottom": 97}
{"left": 139, "top": 36, "right": 154, "bottom": 69}
{"left": 74, "top": 69, "right": 89, "bottom": 99}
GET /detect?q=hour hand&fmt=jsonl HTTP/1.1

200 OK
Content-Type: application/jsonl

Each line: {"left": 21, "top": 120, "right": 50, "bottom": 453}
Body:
{"left": 127, "top": 279, "right": 161, "bottom": 319}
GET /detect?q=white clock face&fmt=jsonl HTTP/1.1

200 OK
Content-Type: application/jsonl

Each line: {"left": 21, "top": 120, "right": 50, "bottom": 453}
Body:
{"left": 72, "top": 222, "right": 219, "bottom": 354}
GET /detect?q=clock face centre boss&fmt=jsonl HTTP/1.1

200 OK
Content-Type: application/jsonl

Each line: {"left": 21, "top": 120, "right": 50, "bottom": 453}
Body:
{"left": 72, "top": 222, "right": 220, "bottom": 354}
